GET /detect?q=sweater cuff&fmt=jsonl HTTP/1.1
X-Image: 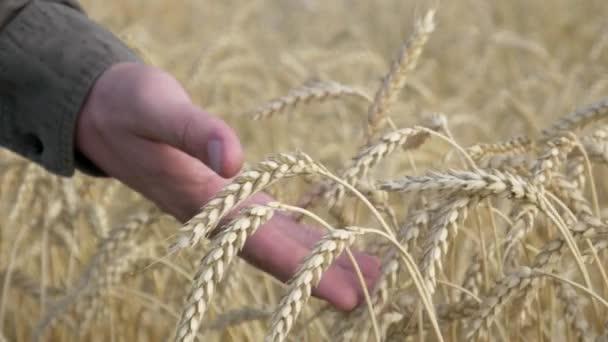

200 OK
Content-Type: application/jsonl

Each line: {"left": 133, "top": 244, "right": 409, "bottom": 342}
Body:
{"left": 0, "top": 0, "right": 141, "bottom": 177}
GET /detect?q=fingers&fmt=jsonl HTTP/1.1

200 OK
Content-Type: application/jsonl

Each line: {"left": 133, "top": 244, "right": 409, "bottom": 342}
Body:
{"left": 239, "top": 212, "right": 380, "bottom": 311}
{"left": 275, "top": 215, "right": 381, "bottom": 284}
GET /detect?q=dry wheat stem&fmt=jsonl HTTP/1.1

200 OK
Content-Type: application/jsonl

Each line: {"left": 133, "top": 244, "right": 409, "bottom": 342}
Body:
{"left": 334, "top": 251, "right": 400, "bottom": 342}
{"left": 205, "top": 307, "right": 271, "bottom": 331}
{"left": 247, "top": 80, "right": 372, "bottom": 120}
{"left": 572, "top": 137, "right": 601, "bottom": 216}
{"left": 174, "top": 205, "right": 274, "bottom": 342}
{"left": 366, "top": 9, "right": 436, "bottom": 136}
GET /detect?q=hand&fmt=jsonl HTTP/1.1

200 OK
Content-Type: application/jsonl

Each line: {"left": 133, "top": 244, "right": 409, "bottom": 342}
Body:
{"left": 75, "top": 62, "right": 380, "bottom": 310}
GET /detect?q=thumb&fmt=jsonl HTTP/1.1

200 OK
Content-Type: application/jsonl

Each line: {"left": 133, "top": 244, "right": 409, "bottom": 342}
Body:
{"left": 132, "top": 92, "right": 244, "bottom": 178}
{"left": 162, "top": 103, "right": 244, "bottom": 178}
{"left": 112, "top": 63, "right": 244, "bottom": 178}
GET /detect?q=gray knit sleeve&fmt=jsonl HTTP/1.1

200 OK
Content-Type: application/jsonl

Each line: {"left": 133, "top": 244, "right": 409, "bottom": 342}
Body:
{"left": 0, "top": 0, "right": 141, "bottom": 176}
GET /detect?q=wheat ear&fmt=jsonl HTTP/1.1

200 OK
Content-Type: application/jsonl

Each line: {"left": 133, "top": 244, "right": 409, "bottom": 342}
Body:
{"left": 174, "top": 205, "right": 275, "bottom": 342}
{"left": 468, "top": 217, "right": 608, "bottom": 339}
{"left": 170, "top": 152, "right": 325, "bottom": 252}
{"left": 578, "top": 125, "right": 608, "bottom": 164}
{"left": 265, "top": 227, "right": 363, "bottom": 342}
{"left": 33, "top": 211, "right": 154, "bottom": 339}
{"left": 466, "top": 136, "right": 533, "bottom": 162}
{"left": 334, "top": 205, "right": 432, "bottom": 341}
{"left": 366, "top": 9, "right": 436, "bottom": 136}
{"left": 540, "top": 96, "right": 608, "bottom": 142}
{"left": 329, "top": 121, "right": 443, "bottom": 207}
{"left": 246, "top": 80, "right": 372, "bottom": 120}
{"left": 556, "top": 280, "right": 595, "bottom": 342}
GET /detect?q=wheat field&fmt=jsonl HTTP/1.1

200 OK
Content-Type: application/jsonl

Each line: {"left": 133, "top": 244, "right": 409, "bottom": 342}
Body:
{"left": 2, "top": 0, "right": 608, "bottom": 341}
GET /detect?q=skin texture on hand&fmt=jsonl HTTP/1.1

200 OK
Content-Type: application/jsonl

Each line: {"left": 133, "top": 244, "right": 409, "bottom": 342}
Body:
{"left": 75, "top": 62, "right": 380, "bottom": 311}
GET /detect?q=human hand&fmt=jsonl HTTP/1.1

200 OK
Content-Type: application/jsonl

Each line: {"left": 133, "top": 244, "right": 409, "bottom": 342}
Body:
{"left": 75, "top": 62, "right": 380, "bottom": 310}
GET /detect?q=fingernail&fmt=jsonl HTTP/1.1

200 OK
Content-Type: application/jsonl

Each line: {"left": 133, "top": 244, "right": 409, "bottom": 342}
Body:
{"left": 207, "top": 139, "right": 223, "bottom": 174}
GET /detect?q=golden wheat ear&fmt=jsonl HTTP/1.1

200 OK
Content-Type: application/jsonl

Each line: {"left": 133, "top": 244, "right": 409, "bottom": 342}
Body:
{"left": 540, "top": 97, "right": 608, "bottom": 142}
{"left": 174, "top": 205, "right": 275, "bottom": 342}
{"left": 366, "top": 9, "right": 436, "bottom": 138}
{"left": 169, "top": 151, "right": 326, "bottom": 253}
{"left": 265, "top": 227, "right": 363, "bottom": 342}
{"left": 245, "top": 79, "right": 372, "bottom": 120}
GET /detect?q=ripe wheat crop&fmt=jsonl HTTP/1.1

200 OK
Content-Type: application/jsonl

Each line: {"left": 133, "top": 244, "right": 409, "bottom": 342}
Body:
{"left": 2, "top": 1, "right": 608, "bottom": 341}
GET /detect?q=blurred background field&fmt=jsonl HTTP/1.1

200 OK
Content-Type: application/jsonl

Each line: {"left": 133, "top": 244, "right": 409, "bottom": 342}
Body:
{"left": 1, "top": 0, "right": 608, "bottom": 341}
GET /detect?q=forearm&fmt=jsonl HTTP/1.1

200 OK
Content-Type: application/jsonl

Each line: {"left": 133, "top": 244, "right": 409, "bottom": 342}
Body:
{"left": 0, "top": 0, "right": 140, "bottom": 176}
